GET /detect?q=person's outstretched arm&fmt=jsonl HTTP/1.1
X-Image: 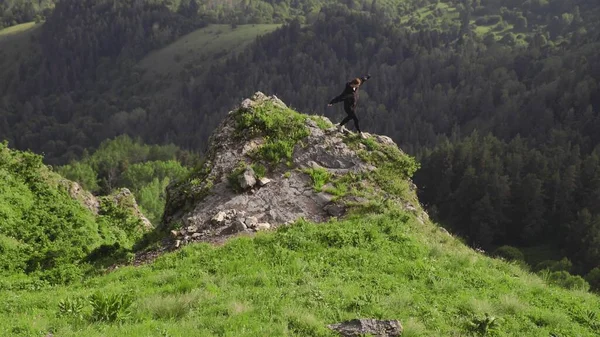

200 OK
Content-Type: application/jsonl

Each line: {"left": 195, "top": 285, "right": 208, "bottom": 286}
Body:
{"left": 360, "top": 74, "right": 371, "bottom": 83}
{"left": 328, "top": 91, "right": 353, "bottom": 105}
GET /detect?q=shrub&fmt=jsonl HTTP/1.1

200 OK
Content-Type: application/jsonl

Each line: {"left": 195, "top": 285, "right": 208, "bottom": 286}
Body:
{"left": 57, "top": 296, "right": 85, "bottom": 320}
{"left": 467, "top": 313, "right": 501, "bottom": 336}
{"left": 534, "top": 258, "right": 572, "bottom": 272}
{"left": 89, "top": 292, "right": 134, "bottom": 323}
{"left": 493, "top": 245, "right": 524, "bottom": 262}
{"left": 545, "top": 271, "right": 590, "bottom": 291}
{"left": 251, "top": 163, "right": 267, "bottom": 178}
{"left": 585, "top": 267, "right": 600, "bottom": 293}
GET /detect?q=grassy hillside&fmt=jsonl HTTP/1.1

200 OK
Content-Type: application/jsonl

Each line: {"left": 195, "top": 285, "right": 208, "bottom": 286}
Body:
{"left": 1, "top": 102, "right": 599, "bottom": 337}
{"left": 0, "top": 21, "right": 40, "bottom": 83}
{"left": 2, "top": 202, "right": 599, "bottom": 336}
{"left": 135, "top": 23, "right": 281, "bottom": 98}
{"left": 139, "top": 24, "right": 281, "bottom": 80}
{"left": 0, "top": 21, "right": 38, "bottom": 40}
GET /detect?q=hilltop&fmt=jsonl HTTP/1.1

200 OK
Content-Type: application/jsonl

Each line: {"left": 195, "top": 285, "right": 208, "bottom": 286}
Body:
{"left": 1, "top": 94, "right": 598, "bottom": 336}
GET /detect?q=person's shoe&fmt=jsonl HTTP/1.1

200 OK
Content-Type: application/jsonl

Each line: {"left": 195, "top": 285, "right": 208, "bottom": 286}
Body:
{"left": 360, "top": 132, "right": 368, "bottom": 139}
{"left": 337, "top": 124, "right": 346, "bottom": 133}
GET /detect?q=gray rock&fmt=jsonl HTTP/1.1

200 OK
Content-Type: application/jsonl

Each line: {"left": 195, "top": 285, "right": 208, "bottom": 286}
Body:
{"left": 240, "top": 98, "right": 254, "bottom": 110}
{"left": 324, "top": 203, "right": 346, "bottom": 217}
{"left": 327, "top": 319, "right": 403, "bottom": 337}
{"left": 175, "top": 240, "right": 181, "bottom": 248}
{"left": 439, "top": 227, "right": 451, "bottom": 236}
{"left": 186, "top": 225, "right": 198, "bottom": 233}
{"left": 191, "top": 233, "right": 202, "bottom": 239}
{"left": 315, "top": 192, "right": 334, "bottom": 206}
{"left": 258, "top": 177, "right": 272, "bottom": 186}
{"left": 271, "top": 95, "right": 288, "bottom": 109}
{"left": 375, "top": 135, "right": 396, "bottom": 146}
{"left": 238, "top": 167, "right": 257, "bottom": 189}
{"left": 170, "top": 230, "right": 179, "bottom": 238}
{"left": 305, "top": 118, "right": 319, "bottom": 128}
{"left": 245, "top": 216, "right": 258, "bottom": 228}
{"left": 221, "top": 220, "right": 247, "bottom": 235}
{"left": 212, "top": 211, "right": 227, "bottom": 224}
{"left": 256, "top": 223, "right": 271, "bottom": 231}
{"left": 242, "top": 138, "right": 264, "bottom": 155}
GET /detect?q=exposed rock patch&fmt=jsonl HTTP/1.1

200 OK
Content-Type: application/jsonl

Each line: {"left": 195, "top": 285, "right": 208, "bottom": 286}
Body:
{"left": 327, "top": 319, "right": 403, "bottom": 337}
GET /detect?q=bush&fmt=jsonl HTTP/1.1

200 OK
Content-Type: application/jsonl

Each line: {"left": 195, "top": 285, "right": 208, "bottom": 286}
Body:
{"left": 58, "top": 296, "right": 85, "bottom": 320}
{"left": 493, "top": 245, "right": 524, "bottom": 262}
{"left": 545, "top": 271, "right": 590, "bottom": 291}
{"left": 585, "top": 267, "right": 600, "bottom": 292}
{"left": 89, "top": 292, "right": 134, "bottom": 323}
{"left": 534, "top": 258, "right": 573, "bottom": 272}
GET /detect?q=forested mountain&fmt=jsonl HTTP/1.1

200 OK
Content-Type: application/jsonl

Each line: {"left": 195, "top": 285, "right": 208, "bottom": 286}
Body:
{"left": 1, "top": 0, "right": 600, "bottom": 279}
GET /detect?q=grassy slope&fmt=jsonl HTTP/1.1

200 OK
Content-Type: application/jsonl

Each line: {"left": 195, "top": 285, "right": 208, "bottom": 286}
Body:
{"left": 0, "top": 22, "right": 40, "bottom": 79}
{"left": 1, "top": 104, "right": 599, "bottom": 337}
{"left": 138, "top": 24, "right": 281, "bottom": 80}
{"left": 2, "top": 210, "right": 599, "bottom": 336}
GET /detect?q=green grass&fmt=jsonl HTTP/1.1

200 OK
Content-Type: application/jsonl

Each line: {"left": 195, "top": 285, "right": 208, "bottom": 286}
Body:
{"left": 234, "top": 101, "right": 311, "bottom": 165}
{"left": 303, "top": 167, "right": 332, "bottom": 191}
{"left": 1, "top": 209, "right": 599, "bottom": 336}
{"left": 0, "top": 22, "right": 38, "bottom": 40}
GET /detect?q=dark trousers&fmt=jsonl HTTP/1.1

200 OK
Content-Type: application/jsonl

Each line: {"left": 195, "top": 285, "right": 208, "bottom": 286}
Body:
{"left": 339, "top": 105, "right": 361, "bottom": 133}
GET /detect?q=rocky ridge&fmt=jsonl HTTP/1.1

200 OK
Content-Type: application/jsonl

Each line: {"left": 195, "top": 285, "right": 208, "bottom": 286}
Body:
{"left": 159, "top": 92, "right": 423, "bottom": 249}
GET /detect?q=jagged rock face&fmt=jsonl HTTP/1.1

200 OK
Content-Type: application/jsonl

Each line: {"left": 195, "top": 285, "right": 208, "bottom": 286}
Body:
{"left": 162, "top": 92, "right": 397, "bottom": 246}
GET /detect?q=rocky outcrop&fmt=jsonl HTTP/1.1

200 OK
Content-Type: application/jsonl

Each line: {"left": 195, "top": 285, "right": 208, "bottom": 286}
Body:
{"left": 61, "top": 180, "right": 100, "bottom": 215}
{"left": 327, "top": 319, "right": 403, "bottom": 337}
{"left": 108, "top": 188, "right": 153, "bottom": 230}
{"left": 161, "top": 92, "right": 419, "bottom": 248}
{"left": 61, "top": 179, "right": 152, "bottom": 230}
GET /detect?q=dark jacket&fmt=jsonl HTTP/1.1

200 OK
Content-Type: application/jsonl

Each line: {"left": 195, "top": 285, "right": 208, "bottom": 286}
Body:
{"left": 329, "top": 75, "right": 370, "bottom": 110}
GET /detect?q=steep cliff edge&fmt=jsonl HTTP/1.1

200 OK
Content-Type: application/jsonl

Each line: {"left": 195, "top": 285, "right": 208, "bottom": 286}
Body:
{"left": 159, "top": 92, "right": 422, "bottom": 248}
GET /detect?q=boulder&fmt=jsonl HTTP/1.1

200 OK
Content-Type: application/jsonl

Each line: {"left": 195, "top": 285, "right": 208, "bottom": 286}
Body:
{"left": 255, "top": 223, "right": 271, "bottom": 231}
{"left": 212, "top": 211, "right": 227, "bottom": 224}
{"left": 324, "top": 203, "right": 346, "bottom": 217}
{"left": 238, "top": 167, "right": 257, "bottom": 189}
{"left": 245, "top": 216, "right": 258, "bottom": 229}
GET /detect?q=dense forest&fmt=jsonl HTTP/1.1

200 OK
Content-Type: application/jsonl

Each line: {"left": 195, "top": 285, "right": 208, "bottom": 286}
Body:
{"left": 1, "top": 0, "right": 600, "bottom": 285}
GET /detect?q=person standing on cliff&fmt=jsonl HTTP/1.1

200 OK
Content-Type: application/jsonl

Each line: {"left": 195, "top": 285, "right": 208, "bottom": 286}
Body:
{"left": 327, "top": 74, "right": 371, "bottom": 139}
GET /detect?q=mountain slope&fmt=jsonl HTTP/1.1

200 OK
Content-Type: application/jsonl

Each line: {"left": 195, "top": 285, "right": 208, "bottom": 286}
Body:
{"left": 135, "top": 23, "right": 281, "bottom": 97}
{"left": 2, "top": 94, "right": 599, "bottom": 337}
